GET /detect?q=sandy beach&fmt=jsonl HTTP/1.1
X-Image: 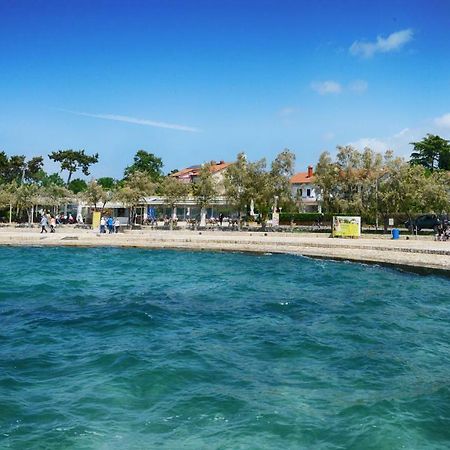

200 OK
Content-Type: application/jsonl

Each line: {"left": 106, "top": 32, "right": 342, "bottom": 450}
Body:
{"left": 0, "top": 226, "right": 448, "bottom": 275}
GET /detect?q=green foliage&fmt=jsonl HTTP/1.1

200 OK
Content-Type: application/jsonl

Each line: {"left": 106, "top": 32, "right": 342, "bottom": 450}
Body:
{"left": 279, "top": 212, "right": 332, "bottom": 224}
{"left": 224, "top": 149, "right": 295, "bottom": 222}
{"left": 48, "top": 149, "right": 99, "bottom": 184}
{"left": 315, "top": 146, "right": 387, "bottom": 221}
{"left": 124, "top": 150, "right": 163, "bottom": 181}
{"left": 68, "top": 178, "right": 88, "bottom": 194}
{"left": 0, "top": 152, "right": 44, "bottom": 184}
{"left": 40, "top": 173, "right": 65, "bottom": 187}
{"left": 160, "top": 176, "right": 190, "bottom": 208}
{"left": 410, "top": 134, "right": 450, "bottom": 171}
{"left": 41, "top": 184, "right": 72, "bottom": 209}
{"left": 83, "top": 180, "right": 110, "bottom": 211}
{"left": 223, "top": 152, "right": 249, "bottom": 215}
{"left": 192, "top": 164, "right": 217, "bottom": 210}
{"left": 97, "top": 177, "right": 118, "bottom": 190}
{"left": 116, "top": 171, "right": 155, "bottom": 224}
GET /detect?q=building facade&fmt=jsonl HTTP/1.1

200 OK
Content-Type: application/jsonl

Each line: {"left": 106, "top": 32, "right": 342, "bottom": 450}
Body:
{"left": 290, "top": 165, "right": 321, "bottom": 212}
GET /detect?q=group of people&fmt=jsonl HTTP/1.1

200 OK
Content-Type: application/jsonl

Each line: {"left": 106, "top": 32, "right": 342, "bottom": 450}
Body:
{"left": 436, "top": 220, "right": 450, "bottom": 241}
{"left": 99, "top": 216, "right": 121, "bottom": 234}
{"left": 40, "top": 213, "right": 57, "bottom": 233}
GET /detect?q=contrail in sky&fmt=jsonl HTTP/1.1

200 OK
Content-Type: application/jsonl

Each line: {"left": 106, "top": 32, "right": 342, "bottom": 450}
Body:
{"left": 61, "top": 109, "right": 201, "bottom": 132}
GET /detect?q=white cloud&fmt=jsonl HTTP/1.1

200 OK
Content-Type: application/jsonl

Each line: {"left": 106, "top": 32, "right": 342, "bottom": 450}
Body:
{"left": 311, "top": 80, "right": 342, "bottom": 95}
{"left": 348, "top": 79, "right": 368, "bottom": 93}
{"left": 393, "top": 127, "right": 411, "bottom": 139}
{"left": 322, "top": 131, "right": 335, "bottom": 141}
{"left": 434, "top": 113, "right": 450, "bottom": 128}
{"left": 62, "top": 110, "right": 201, "bottom": 132}
{"left": 348, "top": 137, "right": 389, "bottom": 153}
{"left": 350, "top": 29, "right": 413, "bottom": 58}
{"left": 278, "top": 106, "right": 297, "bottom": 117}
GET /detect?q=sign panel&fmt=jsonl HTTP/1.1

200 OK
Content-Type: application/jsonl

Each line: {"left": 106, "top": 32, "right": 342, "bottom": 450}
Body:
{"left": 388, "top": 218, "right": 394, "bottom": 226}
{"left": 92, "top": 211, "right": 101, "bottom": 230}
{"left": 332, "top": 216, "right": 361, "bottom": 238}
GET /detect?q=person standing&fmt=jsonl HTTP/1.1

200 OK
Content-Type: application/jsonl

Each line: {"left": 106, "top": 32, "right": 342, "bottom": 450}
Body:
{"left": 107, "top": 216, "right": 113, "bottom": 234}
{"left": 100, "top": 216, "right": 106, "bottom": 233}
{"left": 40, "top": 214, "right": 48, "bottom": 233}
{"left": 50, "top": 215, "right": 56, "bottom": 233}
{"left": 114, "top": 218, "right": 120, "bottom": 234}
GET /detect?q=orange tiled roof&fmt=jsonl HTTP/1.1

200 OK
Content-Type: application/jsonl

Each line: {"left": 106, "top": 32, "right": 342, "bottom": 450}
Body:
{"left": 171, "top": 161, "right": 231, "bottom": 178}
{"left": 290, "top": 171, "right": 315, "bottom": 184}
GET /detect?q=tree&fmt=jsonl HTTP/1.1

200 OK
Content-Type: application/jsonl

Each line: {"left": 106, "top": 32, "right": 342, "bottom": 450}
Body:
{"left": 192, "top": 164, "right": 217, "bottom": 226}
{"left": 40, "top": 173, "right": 65, "bottom": 187}
{"left": 160, "top": 177, "right": 190, "bottom": 229}
{"left": 83, "top": 180, "right": 110, "bottom": 212}
{"left": 314, "top": 146, "right": 385, "bottom": 222}
{"left": 224, "top": 152, "right": 249, "bottom": 225}
{"left": 24, "top": 156, "right": 45, "bottom": 183}
{"left": 68, "top": 178, "right": 88, "bottom": 194}
{"left": 48, "top": 149, "right": 99, "bottom": 184}
{"left": 115, "top": 171, "right": 155, "bottom": 225}
{"left": 270, "top": 149, "right": 296, "bottom": 207}
{"left": 0, "top": 153, "right": 44, "bottom": 184}
{"left": 124, "top": 150, "right": 163, "bottom": 181}
{"left": 14, "top": 183, "right": 39, "bottom": 223}
{"left": 245, "top": 158, "right": 273, "bottom": 224}
{"left": 41, "top": 184, "right": 72, "bottom": 215}
{"left": 410, "top": 134, "right": 450, "bottom": 171}
{"left": 0, "top": 183, "right": 15, "bottom": 222}
{"left": 97, "top": 177, "right": 118, "bottom": 190}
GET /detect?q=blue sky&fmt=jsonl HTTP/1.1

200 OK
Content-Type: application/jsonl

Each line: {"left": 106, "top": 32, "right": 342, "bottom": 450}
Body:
{"left": 0, "top": 0, "right": 449, "bottom": 178}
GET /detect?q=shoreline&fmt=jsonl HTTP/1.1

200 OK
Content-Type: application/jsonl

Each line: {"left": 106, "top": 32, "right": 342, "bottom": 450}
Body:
{"left": 0, "top": 227, "right": 449, "bottom": 277}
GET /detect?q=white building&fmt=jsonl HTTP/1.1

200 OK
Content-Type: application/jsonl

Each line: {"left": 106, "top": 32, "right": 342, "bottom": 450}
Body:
{"left": 290, "top": 165, "right": 321, "bottom": 212}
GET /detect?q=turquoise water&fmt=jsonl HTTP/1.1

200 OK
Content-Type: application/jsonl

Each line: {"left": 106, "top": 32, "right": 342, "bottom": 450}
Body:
{"left": 0, "top": 247, "right": 449, "bottom": 449}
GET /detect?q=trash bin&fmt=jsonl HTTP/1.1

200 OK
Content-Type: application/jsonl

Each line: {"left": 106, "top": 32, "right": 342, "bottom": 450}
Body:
{"left": 392, "top": 228, "right": 400, "bottom": 239}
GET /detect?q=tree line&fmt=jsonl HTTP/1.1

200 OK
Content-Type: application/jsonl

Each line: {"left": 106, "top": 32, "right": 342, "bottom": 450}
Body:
{"left": 0, "top": 133, "right": 448, "bottom": 225}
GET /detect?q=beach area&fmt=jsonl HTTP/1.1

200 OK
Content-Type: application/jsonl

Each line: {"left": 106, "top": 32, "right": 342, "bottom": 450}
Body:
{"left": 0, "top": 226, "right": 448, "bottom": 275}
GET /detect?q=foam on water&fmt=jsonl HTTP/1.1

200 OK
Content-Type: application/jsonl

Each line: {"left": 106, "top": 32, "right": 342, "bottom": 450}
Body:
{"left": 0, "top": 247, "right": 449, "bottom": 449}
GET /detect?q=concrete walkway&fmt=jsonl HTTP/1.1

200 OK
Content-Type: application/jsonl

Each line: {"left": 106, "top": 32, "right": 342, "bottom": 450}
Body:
{"left": 0, "top": 227, "right": 448, "bottom": 275}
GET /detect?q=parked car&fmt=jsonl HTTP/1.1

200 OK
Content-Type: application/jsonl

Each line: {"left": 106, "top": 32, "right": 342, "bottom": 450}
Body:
{"left": 404, "top": 214, "right": 446, "bottom": 232}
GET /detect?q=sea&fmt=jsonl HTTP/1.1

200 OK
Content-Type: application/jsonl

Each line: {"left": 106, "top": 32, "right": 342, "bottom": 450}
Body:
{"left": 0, "top": 247, "right": 449, "bottom": 449}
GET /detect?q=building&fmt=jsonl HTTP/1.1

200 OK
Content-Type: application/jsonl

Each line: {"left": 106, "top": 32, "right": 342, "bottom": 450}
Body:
{"left": 170, "top": 160, "right": 231, "bottom": 194}
{"left": 290, "top": 165, "right": 321, "bottom": 212}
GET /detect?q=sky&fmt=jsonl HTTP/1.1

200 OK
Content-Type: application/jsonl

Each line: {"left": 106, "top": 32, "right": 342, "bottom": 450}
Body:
{"left": 0, "top": 0, "right": 450, "bottom": 179}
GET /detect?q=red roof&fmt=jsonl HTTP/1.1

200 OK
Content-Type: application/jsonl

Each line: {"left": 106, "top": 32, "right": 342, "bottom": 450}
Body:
{"left": 171, "top": 161, "right": 231, "bottom": 178}
{"left": 290, "top": 166, "right": 315, "bottom": 184}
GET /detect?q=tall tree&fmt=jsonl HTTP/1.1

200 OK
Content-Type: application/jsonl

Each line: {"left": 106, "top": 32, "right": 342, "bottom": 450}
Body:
{"left": 270, "top": 149, "right": 296, "bottom": 207}
{"left": 115, "top": 171, "right": 155, "bottom": 225}
{"left": 160, "top": 176, "right": 190, "bottom": 229}
{"left": 83, "top": 180, "right": 111, "bottom": 212}
{"left": 14, "top": 183, "right": 39, "bottom": 223}
{"left": 410, "top": 134, "right": 450, "bottom": 171}
{"left": 192, "top": 164, "right": 217, "bottom": 226}
{"left": 224, "top": 152, "right": 249, "bottom": 224}
{"left": 48, "top": 149, "right": 99, "bottom": 184}
{"left": 124, "top": 150, "right": 163, "bottom": 181}
{"left": 68, "top": 178, "right": 88, "bottom": 194}
{"left": 41, "top": 184, "right": 72, "bottom": 215}
{"left": 97, "top": 177, "right": 118, "bottom": 190}
{"left": 0, "top": 153, "right": 44, "bottom": 184}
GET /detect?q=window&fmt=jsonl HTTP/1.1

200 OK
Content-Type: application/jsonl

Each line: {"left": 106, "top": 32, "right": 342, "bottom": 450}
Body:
{"left": 307, "top": 188, "right": 311, "bottom": 197}
{"left": 298, "top": 188, "right": 303, "bottom": 197}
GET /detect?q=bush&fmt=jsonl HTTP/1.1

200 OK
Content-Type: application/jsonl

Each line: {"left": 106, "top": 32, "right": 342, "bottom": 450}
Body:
{"left": 279, "top": 212, "right": 333, "bottom": 225}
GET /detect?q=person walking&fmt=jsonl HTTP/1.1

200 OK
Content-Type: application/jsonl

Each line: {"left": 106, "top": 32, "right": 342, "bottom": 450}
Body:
{"left": 40, "top": 214, "right": 48, "bottom": 233}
